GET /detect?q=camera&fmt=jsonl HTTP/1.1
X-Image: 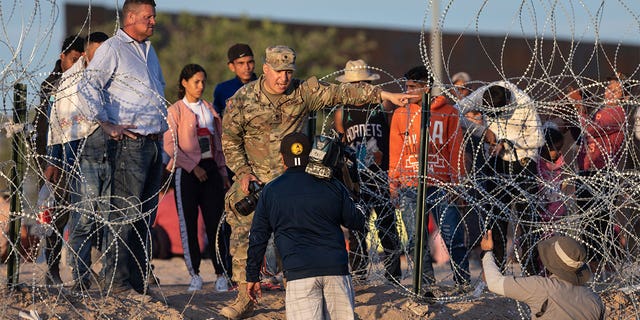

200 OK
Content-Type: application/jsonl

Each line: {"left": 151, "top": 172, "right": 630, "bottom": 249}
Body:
{"left": 234, "top": 181, "right": 264, "bottom": 216}
{"left": 305, "top": 133, "right": 357, "bottom": 180}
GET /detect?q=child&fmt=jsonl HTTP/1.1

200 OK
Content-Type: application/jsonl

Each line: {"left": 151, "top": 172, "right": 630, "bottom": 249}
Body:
{"left": 537, "top": 124, "right": 574, "bottom": 223}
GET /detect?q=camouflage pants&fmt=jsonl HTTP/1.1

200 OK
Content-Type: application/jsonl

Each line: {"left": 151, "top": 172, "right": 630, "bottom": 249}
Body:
{"left": 225, "top": 180, "right": 281, "bottom": 284}
{"left": 225, "top": 181, "right": 254, "bottom": 284}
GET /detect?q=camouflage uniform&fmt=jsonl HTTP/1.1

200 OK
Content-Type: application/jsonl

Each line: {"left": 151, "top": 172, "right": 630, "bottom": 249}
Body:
{"left": 222, "top": 75, "right": 382, "bottom": 284}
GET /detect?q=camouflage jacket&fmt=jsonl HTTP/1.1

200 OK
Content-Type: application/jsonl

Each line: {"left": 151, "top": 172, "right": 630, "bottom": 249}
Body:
{"left": 222, "top": 75, "right": 382, "bottom": 183}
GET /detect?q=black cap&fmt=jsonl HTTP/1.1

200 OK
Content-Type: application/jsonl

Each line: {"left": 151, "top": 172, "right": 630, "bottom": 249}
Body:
{"left": 280, "top": 132, "right": 311, "bottom": 168}
{"left": 227, "top": 43, "right": 254, "bottom": 63}
{"left": 62, "top": 35, "right": 85, "bottom": 54}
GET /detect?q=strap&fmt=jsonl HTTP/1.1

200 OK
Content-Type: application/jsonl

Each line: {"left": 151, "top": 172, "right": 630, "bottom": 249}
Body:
{"left": 535, "top": 299, "right": 548, "bottom": 318}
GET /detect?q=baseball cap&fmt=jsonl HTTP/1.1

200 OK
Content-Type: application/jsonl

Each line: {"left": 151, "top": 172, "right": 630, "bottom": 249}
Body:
{"left": 227, "top": 43, "right": 254, "bottom": 63}
{"left": 280, "top": 132, "right": 310, "bottom": 167}
{"left": 265, "top": 45, "right": 296, "bottom": 71}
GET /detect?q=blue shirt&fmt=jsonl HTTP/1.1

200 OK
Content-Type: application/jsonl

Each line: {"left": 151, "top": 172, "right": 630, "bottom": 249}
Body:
{"left": 212, "top": 74, "right": 256, "bottom": 116}
{"left": 79, "top": 29, "right": 167, "bottom": 135}
{"left": 246, "top": 167, "right": 365, "bottom": 282}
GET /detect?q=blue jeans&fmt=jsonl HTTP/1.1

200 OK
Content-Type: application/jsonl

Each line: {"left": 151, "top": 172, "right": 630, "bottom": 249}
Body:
{"left": 44, "top": 140, "right": 82, "bottom": 272}
{"left": 398, "top": 186, "right": 470, "bottom": 285}
{"left": 423, "top": 187, "right": 469, "bottom": 285}
{"left": 103, "top": 135, "right": 163, "bottom": 292}
{"left": 67, "top": 128, "right": 111, "bottom": 282}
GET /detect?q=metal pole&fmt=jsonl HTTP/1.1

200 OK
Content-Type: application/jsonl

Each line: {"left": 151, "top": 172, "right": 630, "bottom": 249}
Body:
{"left": 8, "top": 83, "right": 27, "bottom": 288}
{"left": 430, "top": 0, "right": 443, "bottom": 96}
{"left": 413, "top": 91, "right": 431, "bottom": 297}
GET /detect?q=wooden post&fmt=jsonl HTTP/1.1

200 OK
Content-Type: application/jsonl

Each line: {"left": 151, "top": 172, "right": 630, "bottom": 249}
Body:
{"left": 7, "top": 83, "right": 27, "bottom": 288}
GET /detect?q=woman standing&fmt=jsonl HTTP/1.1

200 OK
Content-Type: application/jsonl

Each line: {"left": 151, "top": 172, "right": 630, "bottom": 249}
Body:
{"left": 164, "top": 64, "right": 231, "bottom": 292}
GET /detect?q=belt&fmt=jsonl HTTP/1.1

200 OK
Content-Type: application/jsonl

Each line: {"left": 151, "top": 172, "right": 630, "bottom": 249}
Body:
{"left": 129, "top": 133, "right": 161, "bottom": 141}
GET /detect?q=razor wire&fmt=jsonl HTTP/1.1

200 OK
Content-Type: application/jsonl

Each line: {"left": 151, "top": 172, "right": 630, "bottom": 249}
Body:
{"left": 0, "top": 0, "right": 639, "bottom": 319}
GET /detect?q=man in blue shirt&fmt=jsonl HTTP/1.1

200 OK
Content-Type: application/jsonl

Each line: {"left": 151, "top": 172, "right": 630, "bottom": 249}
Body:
{"left": 246, "top": 132, "right": 365, "bottom": 320}
{"left": 79, "top": 0, "right": 165, "bottom": 302}
{"left": 212, "top": 43, "right": 257, "bottom": 116}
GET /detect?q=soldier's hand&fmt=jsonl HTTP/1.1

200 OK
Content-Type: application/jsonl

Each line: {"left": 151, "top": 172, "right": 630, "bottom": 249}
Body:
{"left": 240, "top": 173, "right": 259, "bottom": 195}
{"left": 381, "top": 91, "right": 419, "bottom": 107}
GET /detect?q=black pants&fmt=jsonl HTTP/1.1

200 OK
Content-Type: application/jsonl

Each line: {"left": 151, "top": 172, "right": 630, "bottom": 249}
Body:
{"left": 484, "top": 157, "right": 540, "bottom": 276}
{"left": 349, "top": 173, "right": 402, "bottom": 281}
{"left": 577, "top": 170, "right": 621, "bottom": 263}
{"left": 175, "top": 159, "right": 231, "bottom": 277}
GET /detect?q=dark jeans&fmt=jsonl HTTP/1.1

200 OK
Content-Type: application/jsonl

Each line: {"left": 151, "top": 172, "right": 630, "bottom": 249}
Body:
{"left": 484, "top": 156, "right": 540, "bottom": 276}
{"left": 577, "top": 170, "right": 621, "bottom": 263}
{"left": 68, "top": 129, "right": 111, "bottom": 282}
{"left": 423, "top": 187, "right": 470, "bottom": 285}
{"left": 45, "top": 139, "right": 82, "bottom": 274}
{"left": 348, "top": 173, "right": 402, "bottom": 281}
{"left": 103, "top": 135, "right": 163, "bottom": 293}
{"left": 174, "top": 159, "right": 230, "bottom": 277}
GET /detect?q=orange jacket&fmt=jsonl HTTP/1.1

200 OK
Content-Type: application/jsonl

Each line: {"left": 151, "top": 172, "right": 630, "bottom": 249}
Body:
{"left": 388, "top": 96, "right": 465, "bottom": 196}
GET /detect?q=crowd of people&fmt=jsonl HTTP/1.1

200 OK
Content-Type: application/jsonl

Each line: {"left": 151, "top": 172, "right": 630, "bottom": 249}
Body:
{"left": 31, "top": 0, "right": 638, "bottom": 319}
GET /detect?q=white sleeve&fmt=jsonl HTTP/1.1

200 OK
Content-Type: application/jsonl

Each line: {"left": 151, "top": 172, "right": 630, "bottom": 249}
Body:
{"left": 482, "top": 251, "right": 507, "bottom": 296}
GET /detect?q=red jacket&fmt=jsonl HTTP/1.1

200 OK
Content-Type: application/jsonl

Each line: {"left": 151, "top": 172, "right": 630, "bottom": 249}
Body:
{"left": 577, "top": 104, "right": 625, "bottom": 171}
{"left": 163, "top": 99, "right": 227, "bottom": 178}
{"left": 388, "top": 96, "right": 465, "bottom": 196}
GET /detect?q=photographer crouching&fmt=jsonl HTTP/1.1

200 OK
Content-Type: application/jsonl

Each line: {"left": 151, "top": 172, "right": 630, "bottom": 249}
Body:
{"left": 246, "top": 132, "right": 365, "bottom": 320}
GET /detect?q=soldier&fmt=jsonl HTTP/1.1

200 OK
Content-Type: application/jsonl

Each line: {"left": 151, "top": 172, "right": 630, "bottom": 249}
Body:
{"left": 220, "top": 45, "right": 415, "bottom": 319}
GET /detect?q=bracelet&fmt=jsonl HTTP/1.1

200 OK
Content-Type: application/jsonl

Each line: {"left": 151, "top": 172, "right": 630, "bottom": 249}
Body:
{"left": 480, "top": 250, "right": 492, "bottom": 260}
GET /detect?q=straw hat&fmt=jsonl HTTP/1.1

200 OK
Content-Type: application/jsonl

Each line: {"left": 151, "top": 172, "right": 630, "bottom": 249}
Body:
{"left": 336, "top": 59, "right": 380, "bottom": 83}
{"left": 537, "top": 235, "right": 592, "bottom": 286}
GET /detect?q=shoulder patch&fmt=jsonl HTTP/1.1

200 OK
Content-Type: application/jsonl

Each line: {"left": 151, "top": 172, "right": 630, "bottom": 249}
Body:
{"left": 302, "top": 76, "right": 320, "bottom": 92}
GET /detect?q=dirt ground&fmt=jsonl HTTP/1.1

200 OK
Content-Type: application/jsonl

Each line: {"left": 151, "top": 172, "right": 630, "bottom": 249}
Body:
{"left": 0, "top": 256, "right": 637, "bottom": 319}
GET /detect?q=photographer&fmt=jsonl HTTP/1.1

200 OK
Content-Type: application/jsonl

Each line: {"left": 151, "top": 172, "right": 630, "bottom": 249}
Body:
{"left": 246, "top": 132, "right": 365, "bottom": 320}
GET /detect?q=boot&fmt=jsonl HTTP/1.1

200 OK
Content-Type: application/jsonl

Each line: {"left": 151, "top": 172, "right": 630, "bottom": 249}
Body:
{"left": 220, "top": 284, "right": 255, "bottom": 319}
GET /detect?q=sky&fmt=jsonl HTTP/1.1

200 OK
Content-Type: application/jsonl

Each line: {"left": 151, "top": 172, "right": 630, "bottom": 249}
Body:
{"left": 1, "top": 0, "right": 639, "bottom": 90}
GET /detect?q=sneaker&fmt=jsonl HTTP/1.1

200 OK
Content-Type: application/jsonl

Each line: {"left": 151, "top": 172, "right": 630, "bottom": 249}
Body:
{"left": 216, "top": 276, "right": 229, "bottom": 292}
{"left": 188, "top": 275, "right": 203, "bottom": 292}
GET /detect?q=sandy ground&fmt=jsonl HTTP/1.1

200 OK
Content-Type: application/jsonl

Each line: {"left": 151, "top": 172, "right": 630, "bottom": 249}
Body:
{"left": 0, "top": 254, "right": 636, "bottom": 319}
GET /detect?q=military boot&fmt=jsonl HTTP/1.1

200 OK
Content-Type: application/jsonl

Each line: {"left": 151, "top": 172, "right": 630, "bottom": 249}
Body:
{"left": 220, "top": 284, "right": 255, "bottom": 319}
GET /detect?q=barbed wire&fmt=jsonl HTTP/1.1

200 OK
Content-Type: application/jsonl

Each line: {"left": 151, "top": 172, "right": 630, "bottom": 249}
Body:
{"left": 0, "top": 0, "right": 639, "bottom": 319}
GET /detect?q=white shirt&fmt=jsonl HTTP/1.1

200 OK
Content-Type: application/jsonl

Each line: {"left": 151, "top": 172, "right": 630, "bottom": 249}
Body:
{"left": 48, "top": 56, "right": 99, "bottom": 146}
{"left": 457, "top": 81, "right": 544, "bottom": 162}
{"left": 182, "top": 98, "right": 215, "bottom": 134}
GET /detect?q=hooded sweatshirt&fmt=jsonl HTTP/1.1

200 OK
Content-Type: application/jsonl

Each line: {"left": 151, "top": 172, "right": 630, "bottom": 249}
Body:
{"left": 388, "top": 96, "right": 465, "bottom": 196}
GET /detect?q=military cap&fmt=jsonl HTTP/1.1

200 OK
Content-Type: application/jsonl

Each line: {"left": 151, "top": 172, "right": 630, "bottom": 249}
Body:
{"left": 265, "top": 45, "right": 296, "bottom": 71}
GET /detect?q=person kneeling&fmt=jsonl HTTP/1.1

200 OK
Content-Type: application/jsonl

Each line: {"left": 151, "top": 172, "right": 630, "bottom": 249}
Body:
{"left": 480, "top": 230, "right": 604, "bottom": 319}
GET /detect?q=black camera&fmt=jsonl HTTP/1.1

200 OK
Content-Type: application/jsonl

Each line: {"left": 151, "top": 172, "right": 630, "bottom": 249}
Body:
{"left": 305, "top": 133, "right": 358, "bottom": 180}
{"left": 234, "top": 181, "right": 263, "bottom": 216}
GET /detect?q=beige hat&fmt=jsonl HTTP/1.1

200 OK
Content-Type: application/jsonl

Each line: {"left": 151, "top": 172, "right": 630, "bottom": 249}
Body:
{"left": 451, "top": 71, "right": 471, "bottom": 84}
{"left": 336, "top": 59, "right": 380, "bottom": 83}
{"left": 537, "top": 235, "right": 592, "bottom": 286}
{"left": 265, "top": 45, "right": 296, "bottom": 71}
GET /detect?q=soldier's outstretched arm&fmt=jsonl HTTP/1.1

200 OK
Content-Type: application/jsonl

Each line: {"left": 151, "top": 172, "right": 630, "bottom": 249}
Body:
{"left": 381, "top": 91, "right": 417, "bottom": 107}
